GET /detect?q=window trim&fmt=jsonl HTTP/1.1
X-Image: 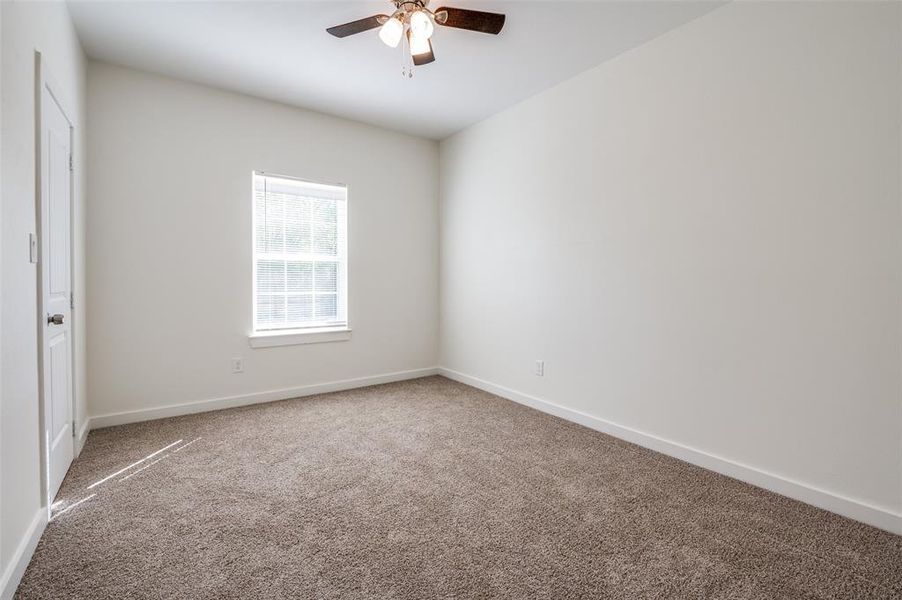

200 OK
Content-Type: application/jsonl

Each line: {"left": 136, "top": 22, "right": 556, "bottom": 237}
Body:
{"left": 250, "top": 171, "right": 350, "bottom": 346}
{"left": 248, "top": 326, "right": 352, "bottom": 348}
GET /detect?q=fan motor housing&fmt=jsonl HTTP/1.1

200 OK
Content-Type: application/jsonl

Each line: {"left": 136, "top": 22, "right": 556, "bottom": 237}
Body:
{"left": 394, "top": 0, "right": 430, "bottom": 9}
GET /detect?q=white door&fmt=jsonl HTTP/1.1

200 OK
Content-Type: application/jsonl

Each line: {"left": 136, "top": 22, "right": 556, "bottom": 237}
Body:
{"left": 40, "top": 75, "right": 74, "bottom": 501}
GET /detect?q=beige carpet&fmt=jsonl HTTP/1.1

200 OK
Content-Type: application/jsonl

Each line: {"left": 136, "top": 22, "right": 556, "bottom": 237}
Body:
{"left": 15, "top": 376, "right": 902, "bottom": 599}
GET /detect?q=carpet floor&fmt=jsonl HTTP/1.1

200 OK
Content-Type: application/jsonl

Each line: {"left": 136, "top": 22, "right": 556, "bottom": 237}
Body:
{"left": 15, "top": 376, "right": 902, "bottom": 599}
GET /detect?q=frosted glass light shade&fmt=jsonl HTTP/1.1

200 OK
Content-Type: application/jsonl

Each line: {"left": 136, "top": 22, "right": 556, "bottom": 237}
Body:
{"left": 408, "top": 30, "right": 430, "bottom": 56}
{"left": 379, "top": 17, "right": 404, "bottom": 47}
{"left": 409, "top": 10, "right": 434, "bottom": 39}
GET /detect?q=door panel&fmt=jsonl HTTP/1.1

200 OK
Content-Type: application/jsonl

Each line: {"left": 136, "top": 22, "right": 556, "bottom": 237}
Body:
{"left": 49, "top": 122, "right": 70, "bottom": 297}
{"left": 42, "top": 77, "right": 74, "bottom": 502}
{"left": 48, "top": 336, "right": 71, "bottom": 496}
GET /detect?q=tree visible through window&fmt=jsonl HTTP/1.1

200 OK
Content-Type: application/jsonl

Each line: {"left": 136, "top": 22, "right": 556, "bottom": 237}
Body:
{"left": 253, "top": 172, "right": 347, "bottom": 332}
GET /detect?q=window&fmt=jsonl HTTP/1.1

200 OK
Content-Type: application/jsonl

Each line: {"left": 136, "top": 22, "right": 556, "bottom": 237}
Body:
{"left": 252, "top": 172, "right": 348, "bottom": 338}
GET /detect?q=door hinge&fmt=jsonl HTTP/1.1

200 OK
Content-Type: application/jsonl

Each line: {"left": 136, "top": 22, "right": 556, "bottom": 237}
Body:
{"left": 69, "top": 153, "right": 73, "bottom": 172}
{"left": 70, "top": 292, "right": 74, "bottom": 309}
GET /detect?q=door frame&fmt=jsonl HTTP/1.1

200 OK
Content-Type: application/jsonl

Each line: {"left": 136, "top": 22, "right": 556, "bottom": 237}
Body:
{"left": 34, "top": 50, "right": 79, "bottom": 512}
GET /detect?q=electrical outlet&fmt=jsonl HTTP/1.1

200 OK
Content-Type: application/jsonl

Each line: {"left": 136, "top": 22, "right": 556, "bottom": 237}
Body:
{"left": 232, "top": 358, "right": 244, "bottom": 374}
{"left": 535, "top": 360, "right": 544, "bottom": 376}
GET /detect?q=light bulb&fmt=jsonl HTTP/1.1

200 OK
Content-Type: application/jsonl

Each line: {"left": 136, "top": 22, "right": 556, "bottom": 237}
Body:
{"left": 378, "top": 16, "right": 404, "bottom": 48}
{"left": 408, "top": 29, "right": 431, "bottom": 57}
{"left": 409, "top": 10, "right": 434, "bottom": 39}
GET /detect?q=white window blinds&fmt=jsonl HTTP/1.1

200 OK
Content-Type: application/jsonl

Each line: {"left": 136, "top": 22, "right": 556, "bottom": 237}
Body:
{"left": 253, "top": 172, "right": 348, "bottom": 332}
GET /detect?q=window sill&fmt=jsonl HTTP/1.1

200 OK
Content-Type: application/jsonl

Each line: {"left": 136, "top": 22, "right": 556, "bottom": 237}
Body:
{"left": 248, "top": 327, "right": 352, "bottom": 348}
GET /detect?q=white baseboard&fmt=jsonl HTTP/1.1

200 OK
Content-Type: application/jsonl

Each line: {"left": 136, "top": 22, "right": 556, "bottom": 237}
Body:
{"left": 0, "top": 509, "right": 47, "bottom": 600}
{"left": 438, "top": 367, "right": 902, "bottom": 536}
{"left": 88, "top": 367, "right": 439, "bottom": 430}
{"left": 74, "top": 419, "right": 90, "bottom": 457}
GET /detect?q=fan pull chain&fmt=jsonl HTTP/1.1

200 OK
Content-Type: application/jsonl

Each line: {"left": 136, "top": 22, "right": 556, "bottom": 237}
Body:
{"left": 400, "top": 26, "right": 414, "bottom": 79}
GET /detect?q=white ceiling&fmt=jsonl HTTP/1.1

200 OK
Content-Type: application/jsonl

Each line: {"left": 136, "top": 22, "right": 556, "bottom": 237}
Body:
{"left": 67, "top": 1, "right": 722, "bottom": 139}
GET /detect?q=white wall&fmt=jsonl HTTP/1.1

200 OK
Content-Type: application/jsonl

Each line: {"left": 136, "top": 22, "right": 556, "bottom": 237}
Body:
{"left": 86, "top": 63, "right": 438, "bottom": 420}
{"left": 0, "top": 0, "right": 87, "bottom": 593}
{"left": 440, "top": 1, "right": 902, "bottom": 528}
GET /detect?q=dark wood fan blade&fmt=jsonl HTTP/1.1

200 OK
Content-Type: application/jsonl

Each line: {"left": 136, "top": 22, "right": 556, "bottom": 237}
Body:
{"left": 326, "top": 14, "right": 388, "bottom": 38}
{"left": 434, "top": 7, "right": 505, "bottom": 34}
{"left": 413, "top": 38, "right": 436, "bottom": 66}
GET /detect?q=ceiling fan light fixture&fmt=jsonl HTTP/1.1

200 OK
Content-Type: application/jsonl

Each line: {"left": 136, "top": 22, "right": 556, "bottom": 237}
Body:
{"left": 409, "top": 9, "right": 434, "bottom": 39}
{"left": 327, "top": 2, "right": 506, "bottom": 72}
{"left": 378, "top": 16, "right": 404, "bottom": 47}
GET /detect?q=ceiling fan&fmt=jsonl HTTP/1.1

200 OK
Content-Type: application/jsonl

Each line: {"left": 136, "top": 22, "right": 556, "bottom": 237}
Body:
{"left": 327, "top": 1, "right": 505, "bottom": 75}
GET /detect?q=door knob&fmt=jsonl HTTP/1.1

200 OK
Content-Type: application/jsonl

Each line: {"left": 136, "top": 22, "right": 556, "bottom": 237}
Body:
{"left": 47, "top": 313, "right": 64, "bottom": 325}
